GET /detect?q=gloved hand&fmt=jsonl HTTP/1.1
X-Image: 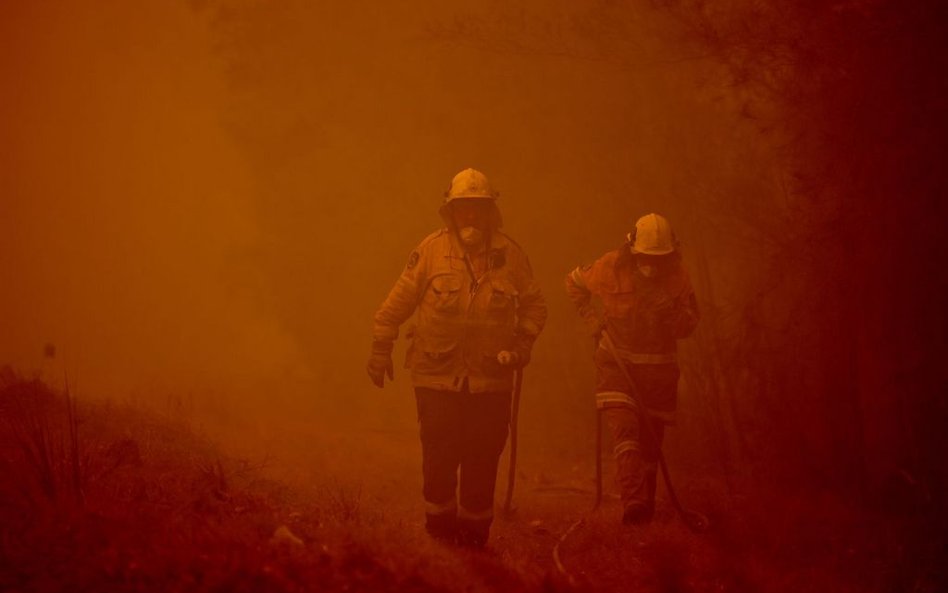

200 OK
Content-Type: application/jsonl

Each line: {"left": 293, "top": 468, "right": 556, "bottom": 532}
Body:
{"left": 586, "top": 317, "right": 605, "bottom": 347}
{"left": 367, "top": 340, "right": 394, "bottom": 388}
{"left": 496, "top": 350, "right": 521, "bottom": 367}
{"left": 498, "top": 329, "right": 536, "bottom": 369}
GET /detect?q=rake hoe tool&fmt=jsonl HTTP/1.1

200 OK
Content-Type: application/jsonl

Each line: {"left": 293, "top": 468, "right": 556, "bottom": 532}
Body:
{"left": 502, "top": 367, "right": 523, "bottom": 516}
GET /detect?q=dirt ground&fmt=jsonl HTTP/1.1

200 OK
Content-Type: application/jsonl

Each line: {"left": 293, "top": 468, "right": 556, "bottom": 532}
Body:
{"left": 203, "top": 387, "right": 945, "bottom": 593}
{"left": 1, "top": 378, "right": 943, "bottom": 593}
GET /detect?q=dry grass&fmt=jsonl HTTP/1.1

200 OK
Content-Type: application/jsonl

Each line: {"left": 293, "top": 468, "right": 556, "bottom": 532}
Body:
{"left": 0, "top": 373, "right": 458, "bottom": 593}
{"left": 0, "top": 373, "right": 83, "bottom": 510}
{"left": 1, "top": 371, "right": 942, "bottom": 592}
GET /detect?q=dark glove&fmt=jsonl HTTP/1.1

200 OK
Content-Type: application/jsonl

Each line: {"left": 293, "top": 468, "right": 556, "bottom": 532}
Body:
{"left": 367, "top": 340, "right": 394, "bottom": 388}
{"left": 507, "top": 331, "right": 539, "bottom": 368}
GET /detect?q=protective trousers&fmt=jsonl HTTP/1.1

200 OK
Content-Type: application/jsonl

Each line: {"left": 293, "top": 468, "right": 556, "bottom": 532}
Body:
{"left": 595, "top": 358, "right": 678, "bottom": 522}
{"left": 605, "top": 407, "right": 665, "bottom": 519}
{"left": 415, "top": 386, "right": 511, "bottom": 546}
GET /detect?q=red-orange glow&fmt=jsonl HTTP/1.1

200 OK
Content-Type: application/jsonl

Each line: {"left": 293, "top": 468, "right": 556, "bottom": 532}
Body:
{"left": 1, "top": 1, "right": 945, "bottom": 591}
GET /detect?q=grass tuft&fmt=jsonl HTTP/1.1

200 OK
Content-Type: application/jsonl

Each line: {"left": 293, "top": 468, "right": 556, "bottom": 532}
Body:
{"left": 0, "top": 371, "right": 84, "bottom": 508}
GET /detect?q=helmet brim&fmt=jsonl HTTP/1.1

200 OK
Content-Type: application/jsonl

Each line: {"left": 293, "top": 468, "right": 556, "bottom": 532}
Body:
{"left": 439, "top": 200, "right": 503, "bottom": 230}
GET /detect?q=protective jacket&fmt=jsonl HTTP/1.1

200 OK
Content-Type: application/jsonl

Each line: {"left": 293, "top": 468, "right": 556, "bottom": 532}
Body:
{"left": 373, "top": 229, "right": 546, "bottom": 393}
{"left": 566, "top": 245, "right": 699, "bottom": 414}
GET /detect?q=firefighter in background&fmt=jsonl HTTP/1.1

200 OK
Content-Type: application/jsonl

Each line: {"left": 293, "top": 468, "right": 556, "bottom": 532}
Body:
{"left": 565, "top": 213, "right": 699, "bottom": 524}
{"left": 367, "top": 168, "right": 547, "bottom": 547}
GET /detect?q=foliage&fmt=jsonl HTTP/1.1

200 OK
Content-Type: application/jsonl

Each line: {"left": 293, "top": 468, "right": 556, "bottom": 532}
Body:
{"left": 656, "top": 0, "right": 948, "bottom": 500}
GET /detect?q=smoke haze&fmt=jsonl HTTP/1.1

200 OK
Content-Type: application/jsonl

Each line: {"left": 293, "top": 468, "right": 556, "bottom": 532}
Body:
{"left": 2, "top": 2, "right": 763, "bottom": 409}
{"left": 4, "top": 0, "right": 945, "bottom": 497}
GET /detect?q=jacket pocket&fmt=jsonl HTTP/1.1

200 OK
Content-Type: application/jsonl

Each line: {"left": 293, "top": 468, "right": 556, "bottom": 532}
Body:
{"left": 428, "top": 274, "right": 462, "bottom": 314}
{"left": 486, "top": 279, "right": 517, "bottom": 318}
{"left": 410, "top": 335, "right": 459, "bottom": 375}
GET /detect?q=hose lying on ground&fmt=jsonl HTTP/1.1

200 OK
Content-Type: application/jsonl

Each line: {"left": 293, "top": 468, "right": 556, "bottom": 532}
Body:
{"left": 600, "top": 331, "right": 709, "bottom": 533}
{"left": 552, "top": 515, "right": 589, "bottom": 589}
{"left": 552, "top": 332, "right": 709, "bottom": 585}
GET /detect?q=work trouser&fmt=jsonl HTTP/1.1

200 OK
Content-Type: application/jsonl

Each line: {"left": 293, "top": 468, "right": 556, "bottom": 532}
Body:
{"left": 415, "top": 386, "right": 511, "bottom": 546}
{"left": 605, "top": 407, "right": 665, "bottom": 514}
{"left": 594, "top": 357, "right": 679, "bottom": 515}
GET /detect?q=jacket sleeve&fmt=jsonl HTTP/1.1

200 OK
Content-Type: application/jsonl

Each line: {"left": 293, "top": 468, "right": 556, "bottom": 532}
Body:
{"left": 511, "top": 250, "right": 547, "bottom": 365}
{"left": 372, "top": 246, "right": 427, "bottom": 344}
{"left": 565, "top": 262, "right": 602, "bottom": 336}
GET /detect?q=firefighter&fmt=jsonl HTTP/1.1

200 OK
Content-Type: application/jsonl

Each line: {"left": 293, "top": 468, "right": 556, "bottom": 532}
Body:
{"left": 565, "top": 213, "right": 699, "bottom": 525}
{"left": 367, "top": 168, "right": 547, "bottom": 547}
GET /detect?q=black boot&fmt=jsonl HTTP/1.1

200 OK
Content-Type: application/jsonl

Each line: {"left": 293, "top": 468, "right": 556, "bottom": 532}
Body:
{"left": 456, "top": 518, "right": 490, "bottom": 548}
{"left": 425, "top": 512, "right": 457, "bottom": 543}
{"left": 622, "top": 502, "right": 654, "bottom": 525}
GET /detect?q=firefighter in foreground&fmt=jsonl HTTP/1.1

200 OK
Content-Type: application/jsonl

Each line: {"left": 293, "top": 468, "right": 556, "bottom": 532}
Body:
{"left": 367, "top": 168, "right": 547, "bottom": 547}
{"left": 566, "top": 213, "right": 699, "bottom": 524}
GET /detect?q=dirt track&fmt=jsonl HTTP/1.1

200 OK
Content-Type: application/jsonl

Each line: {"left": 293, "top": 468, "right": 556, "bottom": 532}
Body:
{"left": 200, "top": 393, "right": 767, "bottom": 592}
{"left": 196, "top": 388, "right": 945, "bottom": 593}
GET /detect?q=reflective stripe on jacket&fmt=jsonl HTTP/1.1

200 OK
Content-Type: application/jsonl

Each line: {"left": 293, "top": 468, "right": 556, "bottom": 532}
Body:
{"left": 373, "top": 229, "right": 546, "bottom": 393}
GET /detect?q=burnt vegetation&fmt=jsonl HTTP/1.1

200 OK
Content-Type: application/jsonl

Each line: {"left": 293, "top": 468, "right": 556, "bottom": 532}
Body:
{"left": 649, "top": 1, "right": 948, "bottom": 538}
{"left": 657, "top": 1, "right": 948, "bottom": 587}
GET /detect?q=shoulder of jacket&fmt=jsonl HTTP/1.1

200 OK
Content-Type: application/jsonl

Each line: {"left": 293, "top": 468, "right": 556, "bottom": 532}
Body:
{"left": 493, "top": 231, "right": 527, "bottom": 254}
{"left": 569, "top": 249, "right": 615, "bottom": 275}
{"left": 494, "top": 232, "right": 537, "bottom": 273}
{"left": 416, "top": 228, "right": 450, "bottom": 251}
{"left": 598, "top": 248, "right": 624, "bottom": 268}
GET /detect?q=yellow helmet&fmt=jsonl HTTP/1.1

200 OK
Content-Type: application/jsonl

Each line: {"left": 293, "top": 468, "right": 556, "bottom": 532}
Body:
{"left": 443, "top": 168, "right": 498, "bottom": 202}
{"left": 629, "top": 213, "right": 676, "bottom": 255}
{"left": 439, "top": 168, "right": 503, "bottom": 229}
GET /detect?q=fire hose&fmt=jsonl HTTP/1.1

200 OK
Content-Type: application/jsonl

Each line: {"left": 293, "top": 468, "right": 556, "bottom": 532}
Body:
{"left": 597, "top": 330, "right": 708, "bottom": 531}
{"left": 552, "top": 331, "right": 708, "bottom": 586}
